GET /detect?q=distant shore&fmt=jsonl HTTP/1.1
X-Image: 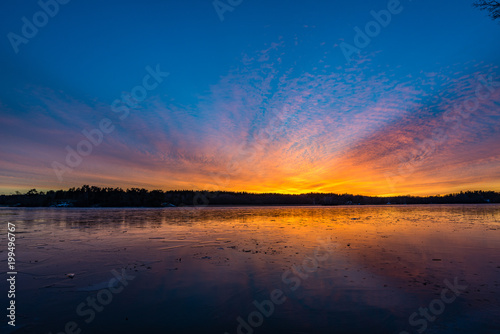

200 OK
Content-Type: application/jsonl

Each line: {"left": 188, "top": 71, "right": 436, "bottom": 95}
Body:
{"left": 1, "top": 186, "right": 499, "bottom": 207}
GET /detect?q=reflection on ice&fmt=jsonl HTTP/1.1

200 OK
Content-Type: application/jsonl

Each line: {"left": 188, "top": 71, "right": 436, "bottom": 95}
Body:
{"left": 0, "top": 205, "right": 499, "bottom": 333}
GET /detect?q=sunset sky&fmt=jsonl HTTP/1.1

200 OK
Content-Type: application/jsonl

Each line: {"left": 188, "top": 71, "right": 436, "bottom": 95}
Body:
{"left": 0, "top": 0, "right": 499, "bottom": 196}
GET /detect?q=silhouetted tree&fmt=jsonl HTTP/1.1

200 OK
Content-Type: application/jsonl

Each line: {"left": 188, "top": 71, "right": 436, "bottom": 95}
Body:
{"left": 474, "top": 0, "right": 500, "bottom": 20}
{"left": 0, "top": 186, "right": 499, "bottom": 207}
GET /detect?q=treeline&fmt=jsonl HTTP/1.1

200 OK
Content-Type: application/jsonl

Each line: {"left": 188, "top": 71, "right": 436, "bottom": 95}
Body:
{"left": 0, "top": 185, "right": 499, "bottom": 207}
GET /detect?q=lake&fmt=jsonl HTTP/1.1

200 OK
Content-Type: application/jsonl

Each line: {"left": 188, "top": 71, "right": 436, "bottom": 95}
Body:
{"left": 1, "top": 205, "right": 499, "bottom": 334}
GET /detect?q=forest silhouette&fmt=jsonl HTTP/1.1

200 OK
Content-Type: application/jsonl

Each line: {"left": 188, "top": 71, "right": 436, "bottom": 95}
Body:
{"left": 1, "top": 185, "right": 499, "bottom": 207}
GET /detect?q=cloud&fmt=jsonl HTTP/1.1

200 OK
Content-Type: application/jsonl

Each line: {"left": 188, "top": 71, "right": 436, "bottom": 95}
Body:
{"left": 1, "top": 44, "right": 499, "bottom": 195}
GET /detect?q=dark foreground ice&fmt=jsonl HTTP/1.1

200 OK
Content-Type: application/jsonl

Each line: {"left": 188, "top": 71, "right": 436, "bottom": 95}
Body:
{"left": 1, "top": 205, "right": 499, "bottom": 334}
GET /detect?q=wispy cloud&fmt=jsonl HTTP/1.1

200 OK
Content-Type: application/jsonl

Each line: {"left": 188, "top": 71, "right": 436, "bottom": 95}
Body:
{"left": 1, "top": 44, "right": 499, "bottom": 195}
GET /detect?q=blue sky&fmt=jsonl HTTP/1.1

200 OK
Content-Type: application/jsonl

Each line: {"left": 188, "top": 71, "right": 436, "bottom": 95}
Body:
{"left": 0, "top": 0, "right": 499, "bottom": 195}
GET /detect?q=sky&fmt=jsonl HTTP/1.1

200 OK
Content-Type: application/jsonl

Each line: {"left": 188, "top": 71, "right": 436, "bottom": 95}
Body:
{"left": 0, "top": 0, "right": 499, "bottom": 196}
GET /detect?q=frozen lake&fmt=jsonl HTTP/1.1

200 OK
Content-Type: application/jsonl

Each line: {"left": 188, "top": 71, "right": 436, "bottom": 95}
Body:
{"left": 1, "top": 205, "right": 500, "bottom": 333}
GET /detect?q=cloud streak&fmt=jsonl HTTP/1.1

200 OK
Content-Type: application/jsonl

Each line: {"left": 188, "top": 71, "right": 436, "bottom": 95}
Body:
{"left": 0, "top": 44, "right": 499, "bottom": 195}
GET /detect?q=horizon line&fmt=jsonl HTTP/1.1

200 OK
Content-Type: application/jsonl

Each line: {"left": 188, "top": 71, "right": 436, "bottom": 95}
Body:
{"left": 1, "top": 186, "right": 500, "bottom": 199}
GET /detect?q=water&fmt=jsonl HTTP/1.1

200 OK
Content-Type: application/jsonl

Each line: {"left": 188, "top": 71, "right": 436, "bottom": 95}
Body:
{"left": 1, "top": 205, "right": 499, "bottom": 334}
